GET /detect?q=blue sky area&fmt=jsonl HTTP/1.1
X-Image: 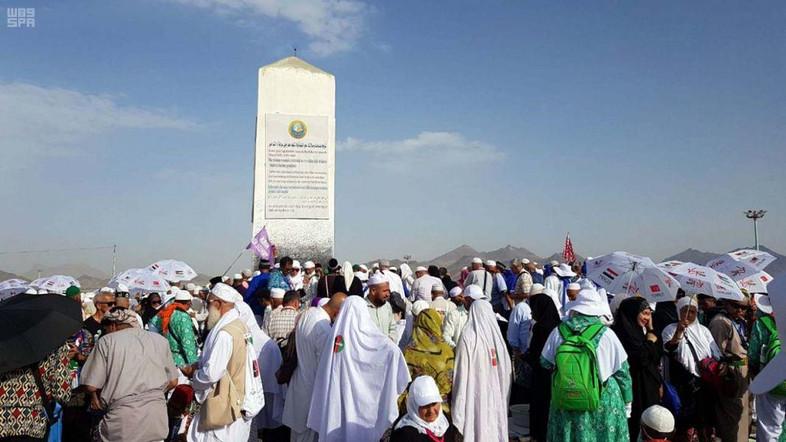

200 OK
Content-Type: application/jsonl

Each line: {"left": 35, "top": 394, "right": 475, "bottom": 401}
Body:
{"left": 1, "top": 1, "right": 784, "bottom": 275}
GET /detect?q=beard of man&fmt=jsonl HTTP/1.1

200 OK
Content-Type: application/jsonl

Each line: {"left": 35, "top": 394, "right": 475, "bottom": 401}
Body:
{"left": 206, "top": 305, "right": 222, "bottom": 330}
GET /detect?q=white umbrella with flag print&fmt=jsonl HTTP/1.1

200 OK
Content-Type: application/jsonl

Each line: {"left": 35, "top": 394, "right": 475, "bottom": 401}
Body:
{"left": 108, "top": 268, "right": 143, "bottom": 290}
{"left": 736, "top": 271, "right": 774, "bottom": 294}
{"left": 29, "top": 277, "right": 49, "bottom": 289}
{"left": 708, "top": 249, "right": 776, "bottom": 272}
{"left": 658, "top": 261, "right": 744, "bottom": 301}
{"left": 147, "top": 260, "right": 197, "bottom": 283}
{"left": 125, "top": 270, "right": 170, "bottom": 296}
{"left": 0, "top": 279, "right": 29, "bottom": 301}
{"left": 34, "top": 275, "right": 80, "bottom": 294}
{"left": 586, "top": 251, "right": 680, "bottom": 303}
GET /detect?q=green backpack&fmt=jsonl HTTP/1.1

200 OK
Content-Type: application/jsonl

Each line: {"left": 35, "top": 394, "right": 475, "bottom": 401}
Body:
{"left": 758, "top": 316, "right": 786, "bottom": 397}
{"left": 551, "top": 322, "right": 605, "bottom": 411}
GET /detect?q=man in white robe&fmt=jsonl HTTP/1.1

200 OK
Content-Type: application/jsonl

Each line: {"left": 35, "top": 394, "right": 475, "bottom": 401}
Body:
{"left": 410, "top": 266, "right": 443, "bottom": 302}
{"left": 187, "top": 284, "right": 251, "bottom": 442}
{"left": 463, "top": 257, "right": 493, "bottom": 298}
{"left": 282, "top": 293, "right": 347, "bottom": 442}
{"left": 306, "top": 296, "right": 410, "bottom": 442}
{"left": 379, "top": 260, "right": 405, "bottom": 296}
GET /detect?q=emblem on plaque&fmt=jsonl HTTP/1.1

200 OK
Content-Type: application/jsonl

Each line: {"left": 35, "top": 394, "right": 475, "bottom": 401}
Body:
{"left": 288, "top": 120, "right": 307, "bottom": 139}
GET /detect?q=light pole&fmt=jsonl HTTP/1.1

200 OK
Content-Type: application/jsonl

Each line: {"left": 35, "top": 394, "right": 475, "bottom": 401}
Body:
{"left": 744, "top": 209, "right": 766, "bottom": 250}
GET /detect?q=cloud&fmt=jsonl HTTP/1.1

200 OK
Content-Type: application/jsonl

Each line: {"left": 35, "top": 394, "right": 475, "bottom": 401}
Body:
{"left": 168, "top": 0, "right": 369, "bottom": 56}
{"left": 0, "top": 82, "right": 196, "bottom": 167}
{"left": 338, "top": 131, "right": 505, "bottom": 168}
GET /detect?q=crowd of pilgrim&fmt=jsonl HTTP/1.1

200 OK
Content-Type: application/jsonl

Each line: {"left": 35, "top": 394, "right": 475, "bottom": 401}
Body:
{"left": 1, "top": 254, "right": 784, "bottom": 442}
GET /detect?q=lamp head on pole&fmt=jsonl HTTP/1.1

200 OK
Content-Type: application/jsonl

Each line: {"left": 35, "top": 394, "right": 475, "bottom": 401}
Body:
{"left": 744, "top": 209, "right": 767, "bottom": 220}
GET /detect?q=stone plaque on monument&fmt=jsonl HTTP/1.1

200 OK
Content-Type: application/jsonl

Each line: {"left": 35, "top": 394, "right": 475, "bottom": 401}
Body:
{"left": 252, "top": 57, "right": 335, "bottom": 263}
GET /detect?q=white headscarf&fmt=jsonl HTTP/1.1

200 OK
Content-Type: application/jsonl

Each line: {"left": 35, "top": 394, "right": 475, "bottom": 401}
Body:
{"left": 394, "top": 376, "right": 450, "bottom": 437}
{"left": 451, "top": 299, "right": 511, "bottom": 442}
{"left": 565, "top": 287, "right": 612, "bottom": 318}
{"left": 661, "top": 296, "right": 720, "bottom": 377}
{"left": 306, "top": 296, "right": 410, "bottom": 442}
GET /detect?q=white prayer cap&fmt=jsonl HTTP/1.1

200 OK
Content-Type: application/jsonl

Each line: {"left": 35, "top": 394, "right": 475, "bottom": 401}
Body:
{"left": 521, "top": 258, "right": 530, "bottom": 265}
{"left": 116, "top": 283, "right": 129, "bottom": 293}
{"left": 99, "top": 287, "right": 114, "bottom": 294}
{"left": 192, "top": 285, "right": 202, "bottom": 294}
{"left": 354, "top": 271, "right": 369, "bottom": 282}
{"left": 317, "top": 297, "right": 330, "bottom": 307}
{"left": 640, "top": 405, "right": 675, "bottom": 433}
{"left": 210, "top": 283, "right": 239, "bottom": 303}
{"left": 567, "top": 282, "right": 581, "bottom": 291}
{"left": 554, "top": 263, "right": 577, "bottom": 278}
{"left": 587, "top": 256, "right": 593, "bottom": 261}
{"left": 185, "top": 283, "right": 196, "bottom": 291}
{"left": 221, "top": 275, "right": 230, "bottom": 283}
{"left": 241, "top": 269, "right": 252, "bottom": 278}
{"left": 565, "top": 287, "right": 610, "bottom": 317}
{"left": 431, "top": 283, "right": 445, "bottom": 293}
{"left": 409, "top": 375, "right": 442, "bottom": 408}
{"left": 390, "top": 266, "right": 398, "bottom": 272}
{"left": 412, "top": 300, "right": 430, "bottom": 316}
{"left": 161, "top": 291, "right": 176, "bottom": 305}
{"left": 253, "top": 270, "right": 261, "bottom": 277}
{"left": 292, "top": 260, "right": 301, "bottom": 269}
{"left": 233, "top": 273, "right": 242, "bottom": 280}
{"left": 465, "top": 284, "right": 486, "bottom": 300}
{"left": 359, "top": 264, "right": 368, "bottom": 272}
{"left": 372, "top": 262, "right": 380, "bottom": 269}
{"left": 471, "top": 257, "right": 483, "bottom": 264}
{"left": 174, "top": 290, "right": 193, "bottom": 302}
{"left": 304, "top": 261, "right": 316, "bottom": 269}
{"left": 24, "top": 288, "right": 37, "bottom": 295}
{"left": 676, "top": 296, "right": 699, "bottom": 312}
{"left": 754, "top": 293, "right": 773, "bottom": 315}
{"left": 550, "top": 260, "right": 560, "bottom": 267}
{"left": 449, "top": 287, "right": 463, "bottom": 298}
{"left": 529, "top": 283, "right": 545, "bottom": 296}
{"left": 415, "top": 266, "right": 427, "bottom": 272}
{"left": 485, "top": 260, "right": 496, "bottom": 267}
{"left": 270, "top": 288, "right": 286, "bottom": 299}
{"left": 367, "top": 273, "right": 388, "bottom": 287}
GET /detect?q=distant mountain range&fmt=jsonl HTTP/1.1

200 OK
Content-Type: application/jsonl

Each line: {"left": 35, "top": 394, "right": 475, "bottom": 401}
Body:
{"left": 1, "top": 245, "right": 783, "bottom": 289}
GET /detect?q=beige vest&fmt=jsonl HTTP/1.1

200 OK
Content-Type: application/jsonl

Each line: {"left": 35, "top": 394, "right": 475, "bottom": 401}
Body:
{"left": 200, "top": 318, "right": 248, "bottom": 430}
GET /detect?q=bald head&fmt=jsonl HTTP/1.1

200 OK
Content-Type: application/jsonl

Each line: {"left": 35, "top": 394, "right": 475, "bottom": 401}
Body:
{"left": 322, "top": 292, "right": 348, "bottom": 321}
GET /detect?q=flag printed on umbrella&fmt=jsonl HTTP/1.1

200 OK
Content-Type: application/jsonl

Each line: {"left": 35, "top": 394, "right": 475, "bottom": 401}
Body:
{"left": 247, "top": 226, "right": 274, "bottom": 260}
{"left": 562, "top": 233, "right": 576, "bottom": 263}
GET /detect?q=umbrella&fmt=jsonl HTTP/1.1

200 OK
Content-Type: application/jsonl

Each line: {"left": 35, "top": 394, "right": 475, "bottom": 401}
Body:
{"left": 657, "top": 261, "right": 744, "bottom": 301}
{"left": 750, "top": 277, "right": 786, "bottom": 395}
{"left": 0, "top": 279, "right": 29, "bottom": 302}
{"left": 0, "top": 293, "right": 83, "bottom": 374}
{"left": 711, "top": 249, "right": 776, "bottom": 272}
{"left": 126, "top": 270, "right": 171, "bottom": 296}
{"left": 147, "top": 259, "right": 197, "bottom": 283}
{"left": 108, "top": 268, "right": 143, "bottom": 289}
{"left": 706, "top": 251, "right": 771, "bottom": 281}
{"left": 34, "top": 275, "right": 80, "bottom": 294}
{"left": 586, "top": 251, "right": 680, "bottom": 303}
{"left": 736, "top": 270, "right": 774, "bottom": 294}
{"left": 29, "top": 277, "right": 49, "bottom": 289}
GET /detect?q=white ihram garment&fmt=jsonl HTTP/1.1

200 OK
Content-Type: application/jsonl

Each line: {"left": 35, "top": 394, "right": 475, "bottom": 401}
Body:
{"left": 188, "top": 309, "right": 251, "bottom": 442}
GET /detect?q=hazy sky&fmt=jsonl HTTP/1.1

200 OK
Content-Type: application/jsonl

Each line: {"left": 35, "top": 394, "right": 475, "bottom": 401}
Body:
{"left": 1, "top": 1, "right": 784, "bottom": 277}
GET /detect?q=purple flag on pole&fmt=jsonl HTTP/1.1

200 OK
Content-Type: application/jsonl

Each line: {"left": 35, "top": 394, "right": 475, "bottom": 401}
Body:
{"left": 247, "top": 226, "right": 273, "bottom": 260}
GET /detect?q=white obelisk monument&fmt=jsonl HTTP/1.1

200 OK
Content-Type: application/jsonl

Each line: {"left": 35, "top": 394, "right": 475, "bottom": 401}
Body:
{"left": 252, "top": 57, "right": 335, "bottom": 263}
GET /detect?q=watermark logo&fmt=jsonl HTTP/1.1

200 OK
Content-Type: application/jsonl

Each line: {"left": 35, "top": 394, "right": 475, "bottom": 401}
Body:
{"left": 7, "top": 8, "right": 35, "bottom": 28}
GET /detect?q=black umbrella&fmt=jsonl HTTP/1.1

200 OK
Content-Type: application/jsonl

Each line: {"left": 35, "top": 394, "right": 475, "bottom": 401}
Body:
{"left": 0, "top": 293, "right": 83, "bottom": 374}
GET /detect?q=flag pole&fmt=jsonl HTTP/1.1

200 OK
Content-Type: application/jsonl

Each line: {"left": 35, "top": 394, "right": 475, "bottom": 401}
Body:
{"left": 222, "top": 249, "right": 246, "bottom": 277}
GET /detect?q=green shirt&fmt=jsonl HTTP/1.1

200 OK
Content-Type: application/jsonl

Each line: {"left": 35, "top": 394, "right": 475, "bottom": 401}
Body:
{"left": 150, "top": 310, "right": 198, "bottom": 367}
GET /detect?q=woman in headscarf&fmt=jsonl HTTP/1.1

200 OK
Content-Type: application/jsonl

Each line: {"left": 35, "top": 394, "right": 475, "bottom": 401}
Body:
{"left": 390, "top": 376, "right": 461, "bottom": 442}
{"left": 306, "top": 296, "right": 410, "bottom": 442}
{"left": 451, "top": 299, "right": 512, "bottom": 442}
{"left": 526, "top": 287, "right": 563, "bottom": 441}
{"left": 612, "top": 297, "right": 662, "bottom": 441}
{"left": 541, "top": 287, "right": 632, "bottom": 442}
{"left": 140, "top": 292, "right": 162, "bottom": 326}
{"left": 661, "top": 296, "right": 720, "bottom": 442}
{"left": 402, "top": 308, "right": 455, "bottom": 415}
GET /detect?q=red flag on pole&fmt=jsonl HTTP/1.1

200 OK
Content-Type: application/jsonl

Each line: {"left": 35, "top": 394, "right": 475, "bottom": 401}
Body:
{"left": 562, "top": 233, "right": 576, "bottom": 264}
